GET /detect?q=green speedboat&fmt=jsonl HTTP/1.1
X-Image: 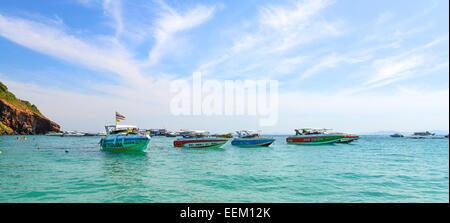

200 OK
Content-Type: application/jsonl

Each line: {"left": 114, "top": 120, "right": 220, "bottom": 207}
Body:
{"left": 100, "top": 125, "right": 151, "bottom": 152}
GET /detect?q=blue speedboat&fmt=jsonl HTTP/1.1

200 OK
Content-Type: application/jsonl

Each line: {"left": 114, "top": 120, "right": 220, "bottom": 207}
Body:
{"left": 231, "top": 130, "right": 275, "bottom": 147}
{"left": 390, "top": 133, "right": 404, "bottom": 137}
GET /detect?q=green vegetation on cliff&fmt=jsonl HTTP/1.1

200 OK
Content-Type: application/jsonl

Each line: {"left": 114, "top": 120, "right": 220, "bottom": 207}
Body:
{"left": 0, "top": 81, "right": 41, "bottom": 115}
{"left": 0, "top": 120, "right": 14, "bottom": 134}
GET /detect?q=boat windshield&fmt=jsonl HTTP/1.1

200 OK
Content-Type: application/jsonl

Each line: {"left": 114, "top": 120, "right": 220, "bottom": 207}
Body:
{"left": 105, "top": 125, "right": 142, "bottom": 135}
{"left": 182, "top": 131, "right": 210, "bottom": 138}
{"left": 236, "top": 130, "right": 260, "bottom": 138}
{"left": 110, "top": 129, "right": 137, "bottom": 135}
{"left": 295, "top": 129, "right": 329, "bottom": 135}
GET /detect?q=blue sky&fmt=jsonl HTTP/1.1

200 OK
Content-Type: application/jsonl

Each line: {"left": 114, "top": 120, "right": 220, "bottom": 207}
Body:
{"left": 0, "top": 0, "right": 448, "bottom": 134}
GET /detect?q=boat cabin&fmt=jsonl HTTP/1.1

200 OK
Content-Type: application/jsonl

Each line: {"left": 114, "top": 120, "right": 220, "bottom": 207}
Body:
{"left": 413, "top": 131, "right": 435, "bottom": 136}
{"left": 295, "top": 128, "right": 331, "bottom": 135}
{"left": 236, "top": 130, "right": 261, "bottom": 138}
{"left": 105, "top": 125, "right": 139, "bottom": 135}
{"left": 182, "top": 130, "right": 210, "bottom": 138}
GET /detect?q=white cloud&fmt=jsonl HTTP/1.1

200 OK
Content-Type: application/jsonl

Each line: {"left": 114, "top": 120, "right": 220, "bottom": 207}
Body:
{"left": 147, "top": 2, "right": 216, "bottom": 65}
{"left": 102, "top": 0, "right": 124, "bottom": 37}
{"left": 258, "top": 0, "right": 331, "bottom": 29}
{"left": 375, "top": 11, "right": 394, "bottom": 25}
{"left": 360, "top": 35, "right": 448, "bottom": 90}
{"left": 298, "top": 53, "right": 369, "bottom": 81}
{"left": 0, "top": 13, "right": 144, "bottom": 85}
{"left": 197, "top": 0, "right": 342, "bottom": 78}
{"left": 367, "top": 54, "right": 424, "bottom": 85}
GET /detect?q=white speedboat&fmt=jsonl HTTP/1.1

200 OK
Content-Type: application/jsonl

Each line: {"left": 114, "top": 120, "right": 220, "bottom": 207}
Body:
{"left": 407, "top": 131, "right": 438, "bottom": 139}
{"left": 99, "top": 125, "right": 151, "bottom": 152}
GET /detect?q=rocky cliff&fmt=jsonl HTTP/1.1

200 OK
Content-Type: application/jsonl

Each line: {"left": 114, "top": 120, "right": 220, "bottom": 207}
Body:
{"left": 0, "top": 81, "right": 60, "bottom": 135}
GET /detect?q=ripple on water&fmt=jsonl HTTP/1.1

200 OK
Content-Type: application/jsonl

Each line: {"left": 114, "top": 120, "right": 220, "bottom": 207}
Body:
{"left": 0, "top": 135, "right": 448, "bottom": 202}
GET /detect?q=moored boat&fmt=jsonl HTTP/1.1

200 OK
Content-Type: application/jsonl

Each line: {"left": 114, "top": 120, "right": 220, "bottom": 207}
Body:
{"left": 336, "top": 134, "right": 360, "bottom": 143}
{"left": 166, "top": 131, "right": 178, "bottom": 137}
{"left": 45, "top": 132, "right": 63, "bottom": 136}
{"left": 413, "top": 131, "right": 435, "bottom": 136}
{"left": 213, "top": 133, "right": 234, "bottom": 138}
{"left": 407, "top": 131, "right": 437, "bottom": 139}
{"left": 84, "top": 133, "right": 97, "bottom": 136}
{"left": 173, "top": 131, "right": 228, "bottom": 148}
{"left": 390, "top": 133, "right": 404, "bottom": 137}
{"left": 62, "top": 131, "right": 85, "bottom": 137}
{"left": 231, "top": 130, "right": 275, "bottom": 147}
{"left": 286, "top": 129, "right": 345, "bottom": 145}
{"left": 100, "top": 125, "right": 151, "bottom": 152}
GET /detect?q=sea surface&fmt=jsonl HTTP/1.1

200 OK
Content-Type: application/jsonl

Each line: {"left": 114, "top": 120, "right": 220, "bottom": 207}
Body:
{"left": 0, "top": 135, "right": 448, "bottom": 203}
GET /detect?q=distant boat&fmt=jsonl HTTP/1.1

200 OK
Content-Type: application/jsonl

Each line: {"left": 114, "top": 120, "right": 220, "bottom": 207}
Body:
{"left": 178, "top": 130, "right": 194, "bottom": 138}
{"left": 84, "top": 133, "right": 97, "bottom": 136}
{"left": 149, "top": 129, "right": 167, "bottom": 136}
{"left": 100, "top": 125, "right": 151, "bottom": 152}
{"left": 62, "top": 131, "right": 84, "bottom": 137}
{"left": 213, "top": 133, "right": 234, "bottom": 138}
{"left": 286, "top": 129, "right": 345, "bottom": 145}
{"left": 45, "top": 132, "right": 63, "bottom": 136}
{"left": 173, "top": 131, "right": 228, "bottom": 149}
{"left": 407, "top": 131, "right": 443, "bottom": 139}
{"left": 390, "top": 133, "right": 404, "bottom": 138}
{"left": 412, "top": 131, "right": 435, "bottom": 136}
{"left": 231, "top": 130, "right": 275, "bottom": 147}
{"left": 166, "top": 132, "right": 178, "bottom": 137}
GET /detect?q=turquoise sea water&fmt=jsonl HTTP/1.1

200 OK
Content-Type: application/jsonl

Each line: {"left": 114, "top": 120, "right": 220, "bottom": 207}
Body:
{"left": 0, "top": 135, "right": 448, "bottom": 203}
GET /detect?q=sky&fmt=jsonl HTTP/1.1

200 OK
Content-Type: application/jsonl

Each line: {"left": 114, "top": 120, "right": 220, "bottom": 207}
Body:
{"left": 0, "top": 0, "right": 448, "bottom": 134}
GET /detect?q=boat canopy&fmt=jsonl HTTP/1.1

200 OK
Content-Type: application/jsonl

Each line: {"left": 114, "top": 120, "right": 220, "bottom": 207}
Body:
{"left": 105, "top": 125, "right": 138, "bottom": 135}
{"left": 295, "top": 128, "right": 332, "bottom": 135}
{"left": 413, "top": 131, "right": 435, "bottom": 136}
{"left": 180, "top": 130, "right": 210, "bottom": 138}
{"left": 236, "top": 130, "right": 261, "bottom": 138}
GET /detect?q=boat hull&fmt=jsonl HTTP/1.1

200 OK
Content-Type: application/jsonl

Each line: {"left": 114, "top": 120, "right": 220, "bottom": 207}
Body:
{"left": 231, "top": 138, "right": 275, "bottom": 147}
{"left": 286, "top": 134, "right": 344, "bottom": 145}
{"left": 174, "top": 138, "right": 228, "bottom": 148}
{"left": 390, "top": 135, "right": 404, "bottom": 138}
{"left": 336, "top": 135, "right": 360, "bottom": 143}
{"left": 100, "top": 135, "right": 151, "bottom": 152}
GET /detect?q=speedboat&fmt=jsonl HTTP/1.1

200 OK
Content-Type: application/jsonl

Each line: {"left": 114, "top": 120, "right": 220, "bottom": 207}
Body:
{"left": 390, "top": 133, "right": 404, "bottom": 137}
{"left": 100, "top": 125, "right": 151, "bottom": 152}
{"left": 178, "top": 129, "right": 194, "bottom": 138}
{"left": 335, "top": 133, "right": 360, "bottom": 143}
{"left": 213, "top": 133, "right": 234, "bottom": 138}
{"left": 231, "top": 130, "right": 275, "bottom": 147}
{"left": 84, "top": 133, "right": 97, "bottom": 136}
{"left": 286, "top": 128, "right": 345, "bottom": 145}
{"left": 173, "top": 131, "right": 228, "bottom": 148}
{"left": 407, "top": 131, "right": 437, "bottom": 139}
{"left": 45, "top": 132, "right": 63, "bottom": 136}
{"left": 166, "top": 131, "right": 178, "bottom": 137}
{"left": 413, "top": 131, "right": 435, "bottom": 136}
{"left": 62, "top": 131, "right": 85, "bottom": 137}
